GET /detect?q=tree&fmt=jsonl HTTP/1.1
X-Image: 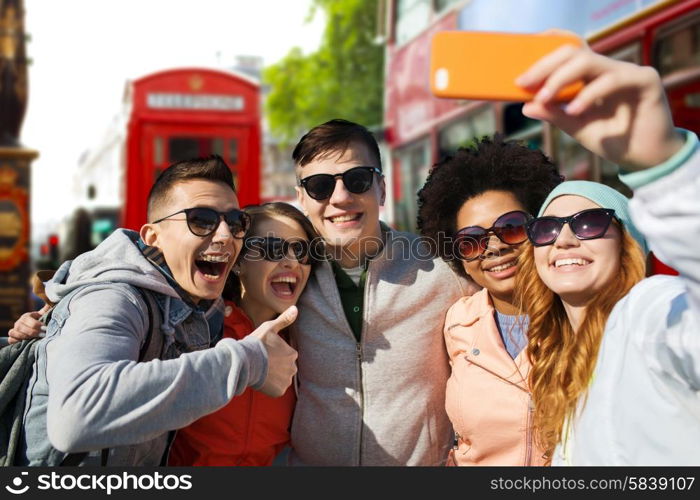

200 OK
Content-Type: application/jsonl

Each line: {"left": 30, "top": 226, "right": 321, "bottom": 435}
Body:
{"left": 263, "top": 0, "right": 384, "bottom": 143}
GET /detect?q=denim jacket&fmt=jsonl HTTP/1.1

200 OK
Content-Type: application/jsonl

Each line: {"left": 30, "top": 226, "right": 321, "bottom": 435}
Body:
{"left": 19, "top": 229, "right": 267, "bottom": 466}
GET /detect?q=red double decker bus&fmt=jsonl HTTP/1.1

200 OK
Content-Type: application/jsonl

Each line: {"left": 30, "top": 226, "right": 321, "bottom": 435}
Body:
{"left": 381, "top": 0, "right": 700, "bottom": 233}
{"left": 62, "top": 67, "right": 261, "bottom": 260}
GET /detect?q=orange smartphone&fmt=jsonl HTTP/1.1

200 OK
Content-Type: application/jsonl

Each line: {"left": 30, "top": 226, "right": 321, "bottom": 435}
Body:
{"left": 430, "top": 31, "right": 584, "bottom": 102}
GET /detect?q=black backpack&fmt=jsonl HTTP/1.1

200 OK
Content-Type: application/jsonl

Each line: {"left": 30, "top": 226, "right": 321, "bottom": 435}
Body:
{"left": 0, "top": 285, "right": 158, "bottom": 466}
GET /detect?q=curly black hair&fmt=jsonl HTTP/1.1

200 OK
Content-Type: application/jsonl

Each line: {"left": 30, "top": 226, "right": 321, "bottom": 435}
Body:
{"left": 417, "top": 134, "right": 562, "bottom": 278}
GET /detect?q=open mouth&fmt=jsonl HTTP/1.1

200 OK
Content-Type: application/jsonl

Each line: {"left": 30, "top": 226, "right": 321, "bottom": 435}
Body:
{"left": 270, "top": 275, "right": 298, "bottom": 298}
{"left": 195, "top": 254, "right": 229, "bottom": 280}
{"left": 553, "top": 257, "right": 591, "bottom": 269}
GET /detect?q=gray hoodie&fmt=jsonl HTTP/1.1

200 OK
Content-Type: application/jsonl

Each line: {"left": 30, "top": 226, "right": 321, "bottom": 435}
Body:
{"left": 19, "top": 229, "right": 267, "bottom": 466}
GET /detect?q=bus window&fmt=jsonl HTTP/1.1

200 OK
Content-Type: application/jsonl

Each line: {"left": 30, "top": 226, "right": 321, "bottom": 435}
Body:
{"left": 606, "top": 42, "right": 641, "bottom": 64}
{"left": 437, "top": 106, "right": 495, "bottom": 159}
{"left": 435, "top": 0, "right": 461, "bottom": 14}
{"left": 598, "top": 156, "right": 633, "bottom": 197}
{"left": 503, "top": 103, "right": 542, "bottom": 150}
{"left": 655, "top": 17, "right": 700, "bottom": 75}
{"left": 395, "top": 0, "right": 431, "bottom": 45}
{"left": 556, "top": 130, "right": 593, "bottom": 182}
{"left": 393, "top": 138, "right": 430, "bottom": 231}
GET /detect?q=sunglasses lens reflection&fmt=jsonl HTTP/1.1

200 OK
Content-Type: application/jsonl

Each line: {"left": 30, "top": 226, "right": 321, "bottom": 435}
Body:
{"left": 343, "top": 168, "right": 374, "bottom": 193}
{"left": 456, "top": 231, "right": 488, "bottom": 261}
{"left": 528, "top": 209, "right": 614, "bottom": 246}
{"left": 494, "top": 212, "right": 529, "bottom": 244}
{"left": 186, "top": 208, "right": 219, "bottom": 236}
{"left": 529, "top": 218, "right": 562, "bottom": 246}
{"left": 572, "top": 211, "right": 612, "bottom": 239}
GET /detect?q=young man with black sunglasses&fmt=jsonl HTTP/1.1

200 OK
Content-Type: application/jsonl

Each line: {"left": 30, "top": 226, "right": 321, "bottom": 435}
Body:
{"left": 12, "top": 156, "right": 298, "bottom": 466}
{"left": 289, "top": 119, "right": 478, "bottom": 465}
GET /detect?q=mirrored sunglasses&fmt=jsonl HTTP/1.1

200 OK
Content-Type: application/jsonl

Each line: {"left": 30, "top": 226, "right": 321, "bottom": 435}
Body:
{"left": 527, "top": 208, "right": 616, "bottom": 247}
{"left": 454, "top": 210, "right": 531, "bottom": 261}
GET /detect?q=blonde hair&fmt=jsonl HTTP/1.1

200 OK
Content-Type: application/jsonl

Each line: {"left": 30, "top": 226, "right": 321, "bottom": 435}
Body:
{"left": 515, "top": 229, "right": 646, "bottom": 461}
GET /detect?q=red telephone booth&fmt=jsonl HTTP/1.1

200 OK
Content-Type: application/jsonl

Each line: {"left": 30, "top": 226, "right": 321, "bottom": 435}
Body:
{"left": 122, "top": 68, "right": 261, "bottom": 230}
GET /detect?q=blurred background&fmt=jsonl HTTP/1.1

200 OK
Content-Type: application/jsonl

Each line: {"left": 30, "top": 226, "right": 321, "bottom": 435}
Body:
{"left": 1, "top": 0, "right": 698, "bottom": 329}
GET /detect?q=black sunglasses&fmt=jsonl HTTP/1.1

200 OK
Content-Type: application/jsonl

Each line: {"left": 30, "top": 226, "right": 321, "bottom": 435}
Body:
{"left": 454, "top": 210, "right": 531, "bottom": 261}
{"left": 299, "top": 166, "right": 382, "bottom": 201}
{"left": 151, "top": 207, "right": 251, "bottom": 239}
{"left": 244, "top": 236, "right": 312, "bottom": 265}
{"left": 527, "top": 208, "right": 617, "bottom": 247}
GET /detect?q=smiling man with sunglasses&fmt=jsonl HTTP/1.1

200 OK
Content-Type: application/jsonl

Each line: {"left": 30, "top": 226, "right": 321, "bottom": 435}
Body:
{"left": 13, "top": 156, "right": 298, "bottom": 466}
{"left": 288, "top": 119, "right": 477, "bottom": 466}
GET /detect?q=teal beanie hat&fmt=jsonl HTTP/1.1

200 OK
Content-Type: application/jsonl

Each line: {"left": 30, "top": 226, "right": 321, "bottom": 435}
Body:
{"left": 538, "top": 180, "right": 648, "bottom": 255}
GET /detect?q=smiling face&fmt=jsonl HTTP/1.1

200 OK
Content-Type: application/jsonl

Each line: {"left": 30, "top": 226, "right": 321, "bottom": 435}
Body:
{"left": 141, "top": 179, "right": 242, "bottom": 303}
{"left": 533, "top": 195, "right": 622, "bottom": 307}
{"left": 456, "top": 190, "right": 528, "bottom": 311}
{"left": 238, "top": 215, "right": 312, "bottom": 321}
{"left": 295, "top": 142, "right": 385, "bottom": 261}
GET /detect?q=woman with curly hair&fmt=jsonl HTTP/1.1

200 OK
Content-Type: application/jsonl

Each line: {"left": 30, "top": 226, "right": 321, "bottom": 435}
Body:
{"left": 417, "top": 135, "right": 562, "bottom": 465}
{"left": 515, "top": 42, "right": 699, "bottom": 464}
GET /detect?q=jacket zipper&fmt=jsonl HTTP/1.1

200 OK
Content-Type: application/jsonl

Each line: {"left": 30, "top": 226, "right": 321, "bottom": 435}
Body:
{"left": 355, "top": 259, "right": 373, "bottom": 466}
{"left": 463, "top": 354, "right": 528, "bottom": 393}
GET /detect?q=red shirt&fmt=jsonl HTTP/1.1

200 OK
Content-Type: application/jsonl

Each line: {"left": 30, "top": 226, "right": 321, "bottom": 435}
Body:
{"left": 168, "top": 302, "right": 296, "bottom": 466}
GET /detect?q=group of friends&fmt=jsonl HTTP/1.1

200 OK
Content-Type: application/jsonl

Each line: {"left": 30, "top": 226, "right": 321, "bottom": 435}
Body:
{"left": 6, "top": 42, "right": 699, "bottom": 466}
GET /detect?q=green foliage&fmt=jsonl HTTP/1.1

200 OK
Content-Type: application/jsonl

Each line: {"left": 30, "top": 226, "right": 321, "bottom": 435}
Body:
{"left": 263, "top": 0, "right": 384, "bottom": 144}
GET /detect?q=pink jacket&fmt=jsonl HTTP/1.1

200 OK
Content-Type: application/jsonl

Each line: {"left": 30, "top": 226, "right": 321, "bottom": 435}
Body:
{"left": 443, "top": 289, "right": 546, "bottom": 466}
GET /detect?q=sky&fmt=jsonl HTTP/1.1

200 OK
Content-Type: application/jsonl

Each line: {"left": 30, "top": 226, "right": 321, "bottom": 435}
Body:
{"left": 21, "top": 0, "right": 324, "bottom": 237}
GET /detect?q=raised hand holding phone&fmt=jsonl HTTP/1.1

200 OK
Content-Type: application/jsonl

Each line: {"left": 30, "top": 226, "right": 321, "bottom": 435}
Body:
{"left": 517, "top": 43, "right": 685, "bottom": 170}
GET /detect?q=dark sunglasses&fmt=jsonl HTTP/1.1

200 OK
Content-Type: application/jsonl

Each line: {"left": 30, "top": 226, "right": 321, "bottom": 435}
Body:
{"left": 454, "top": 210, "right": 531, "bottom": 261}
{"left": 527, "top": 208, "right": 616, "bottom": 247}
{"left": 244, "top": 236, "right": 312, "bottom": 265}
{"left": 299, "top": 166, "right": 382, "bottom": 201}
{"left": 151, "top": 207, "right": 251, "bottom": 239}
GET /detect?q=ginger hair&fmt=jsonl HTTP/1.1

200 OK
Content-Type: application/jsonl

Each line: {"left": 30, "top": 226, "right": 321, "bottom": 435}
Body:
{"left": 515, "top": 229, "right": 645, "bottom": 461}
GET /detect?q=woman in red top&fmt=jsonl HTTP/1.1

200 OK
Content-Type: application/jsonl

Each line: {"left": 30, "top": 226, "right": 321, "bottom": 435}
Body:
{"left": 168, "top": 202, "right": 318, "bottom": 466}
